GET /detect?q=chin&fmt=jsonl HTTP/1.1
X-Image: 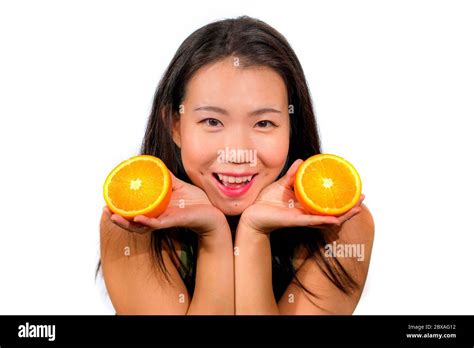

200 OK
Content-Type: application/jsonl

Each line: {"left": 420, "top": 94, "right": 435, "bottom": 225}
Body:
{"left": 218, "top": 204, "right": 246, "bottom": 216}
{"left": 211, "top": 200, "right": 249, "bottom": 216}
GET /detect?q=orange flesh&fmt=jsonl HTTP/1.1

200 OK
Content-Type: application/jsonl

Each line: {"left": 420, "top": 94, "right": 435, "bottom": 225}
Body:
{"left": 301, "top": 157, "right": 358, "bottom": 210}
{"left": 107, "top": 160, "right": 165, "bottom": 212}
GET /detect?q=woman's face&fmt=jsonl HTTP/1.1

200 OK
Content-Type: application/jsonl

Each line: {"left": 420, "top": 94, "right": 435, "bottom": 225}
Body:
{"left": 172, "top": 57, "right": 290, "bottom": 216}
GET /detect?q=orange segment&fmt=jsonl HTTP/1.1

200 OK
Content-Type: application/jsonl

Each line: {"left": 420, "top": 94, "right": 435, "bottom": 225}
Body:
{"left": 294, "top": 154, "right": 362, "bottom": 216}
{"left": 103, "top": 155, "right": 172, "bottom": 220}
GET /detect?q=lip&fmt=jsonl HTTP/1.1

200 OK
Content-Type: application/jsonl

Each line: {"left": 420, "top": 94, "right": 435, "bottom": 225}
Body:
{"left": 214, "top": 172, "right": 257, "bottom": 177}
{"left": 212, "top": 172, "right": 258, "bottom": 198}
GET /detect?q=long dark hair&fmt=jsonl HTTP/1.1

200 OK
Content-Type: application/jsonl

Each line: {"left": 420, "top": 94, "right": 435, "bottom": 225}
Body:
{"left": 97, "top": 16, "right": 358, "bottom": 306}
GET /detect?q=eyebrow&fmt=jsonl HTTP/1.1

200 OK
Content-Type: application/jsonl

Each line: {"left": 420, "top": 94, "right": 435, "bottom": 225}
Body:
{"left": 193, "top": 106, "right": 282, "bottom": 116}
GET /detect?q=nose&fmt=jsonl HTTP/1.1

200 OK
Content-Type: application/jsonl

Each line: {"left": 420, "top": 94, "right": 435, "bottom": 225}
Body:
{"left": 222, "top": 126, "right": 256, "bottom": 165}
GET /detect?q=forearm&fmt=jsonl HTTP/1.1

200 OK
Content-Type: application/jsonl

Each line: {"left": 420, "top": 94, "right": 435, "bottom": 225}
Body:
{"left": 234, "top": 224, "right": 279, "bottom": 315}
{"left": 186, "top": 223, "right": 235, "bottom": 315}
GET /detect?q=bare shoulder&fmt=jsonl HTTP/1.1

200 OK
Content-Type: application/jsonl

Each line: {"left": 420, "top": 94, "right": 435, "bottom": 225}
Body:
{"left": 279, "top": 204, "right": 375, "bottom": 314}
{"left": 99, "top": 210, "right": 189, "bottom": 314}
{"left": 292, "top": 204, "right": 374, "bottom": 267}
{"left": 339, "top": 203, "right": 375, "bottom": 245}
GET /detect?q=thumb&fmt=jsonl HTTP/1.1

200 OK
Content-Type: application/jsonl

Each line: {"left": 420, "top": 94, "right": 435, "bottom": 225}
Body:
{"left": 278, "top": 159, "right": 304, "bottom": 189}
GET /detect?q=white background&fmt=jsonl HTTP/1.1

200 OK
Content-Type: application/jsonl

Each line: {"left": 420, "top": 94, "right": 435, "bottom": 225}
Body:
{"left": 1, "top": 0, "right": 473, "bottom": 314}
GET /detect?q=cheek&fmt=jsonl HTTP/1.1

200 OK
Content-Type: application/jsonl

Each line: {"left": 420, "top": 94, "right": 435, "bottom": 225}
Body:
{"left": 255, "top": 130, "right": 290, "bottom": 173}
{"left": 179, "top": 124, "right": 219, "bottom": 180}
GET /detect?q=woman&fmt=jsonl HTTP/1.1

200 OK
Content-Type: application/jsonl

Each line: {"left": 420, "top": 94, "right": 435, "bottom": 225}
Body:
{"left": 99, "top": 15, "right": 374, "bottom": 315}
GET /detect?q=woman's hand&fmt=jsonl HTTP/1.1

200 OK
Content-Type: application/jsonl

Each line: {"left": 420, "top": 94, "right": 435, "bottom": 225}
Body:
{"left": 105, "top": 171, "right": 226, "bottom": 237}
{"left": 240, "top": 159, "right": 365, "bottom": 234}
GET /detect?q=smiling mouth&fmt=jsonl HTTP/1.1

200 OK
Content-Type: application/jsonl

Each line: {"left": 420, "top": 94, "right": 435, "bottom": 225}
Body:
{"left": 212, "top": 173, "right": 258, "bottom": 188}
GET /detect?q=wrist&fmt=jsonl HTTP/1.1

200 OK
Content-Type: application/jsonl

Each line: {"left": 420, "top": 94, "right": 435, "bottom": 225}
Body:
{"left": 235, "top": 217, "right": 270, "bottom": 255}
{"left": 239, "top": 208, "right": 272, "bottom": 235}
{"left": 197, "top": 212, "right": 232, "bottom": 249}
{"left": 190, "top": 206, "right": 226, "bottom": 234}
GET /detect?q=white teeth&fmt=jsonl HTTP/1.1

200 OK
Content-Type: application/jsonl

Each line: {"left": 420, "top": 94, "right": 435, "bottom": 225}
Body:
{"left": 216, "top": 174, "right": 254, "bottom": 184}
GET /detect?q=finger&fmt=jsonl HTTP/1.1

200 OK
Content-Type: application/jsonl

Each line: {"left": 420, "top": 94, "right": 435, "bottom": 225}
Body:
{"left": 336, "top": 206, "right": 362, "bottom": 225}
{"left": 111, "top": 214, "right": 153, "bottom": 234}
{"left": 279, "top": 159, "right": 304, "bottom": 189}
{"left": 133, "top": 213, "right": 182, "bottom": 231}
{"left": 103, "top": 206, "right": 112, "bottom": 217}
{"left": 296, "top": 214, "right": 340, "bottom": 227}
{"left": 338, "top": 208, "right": 360, "bottom": 223}
{"left": 358, "top": 194, "right": 366, "bottom": 206}
{"left": 101, "top": 206, "right": 113, "bottom": 225}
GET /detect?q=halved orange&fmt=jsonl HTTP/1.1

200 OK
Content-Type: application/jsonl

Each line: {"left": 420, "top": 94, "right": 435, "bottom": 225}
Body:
{"left": 103, "top": 155, "right": 172, "bottom": 221}
{"left": 294, "top": 154, "right": 362, "bottom": 216}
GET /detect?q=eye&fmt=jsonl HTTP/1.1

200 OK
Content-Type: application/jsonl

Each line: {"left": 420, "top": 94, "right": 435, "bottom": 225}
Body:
{"left": 200, "top": 118, "right": 223, "bottom": 127}
{"left": 255, "top": 120, "right": 277, "bottom": 128}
